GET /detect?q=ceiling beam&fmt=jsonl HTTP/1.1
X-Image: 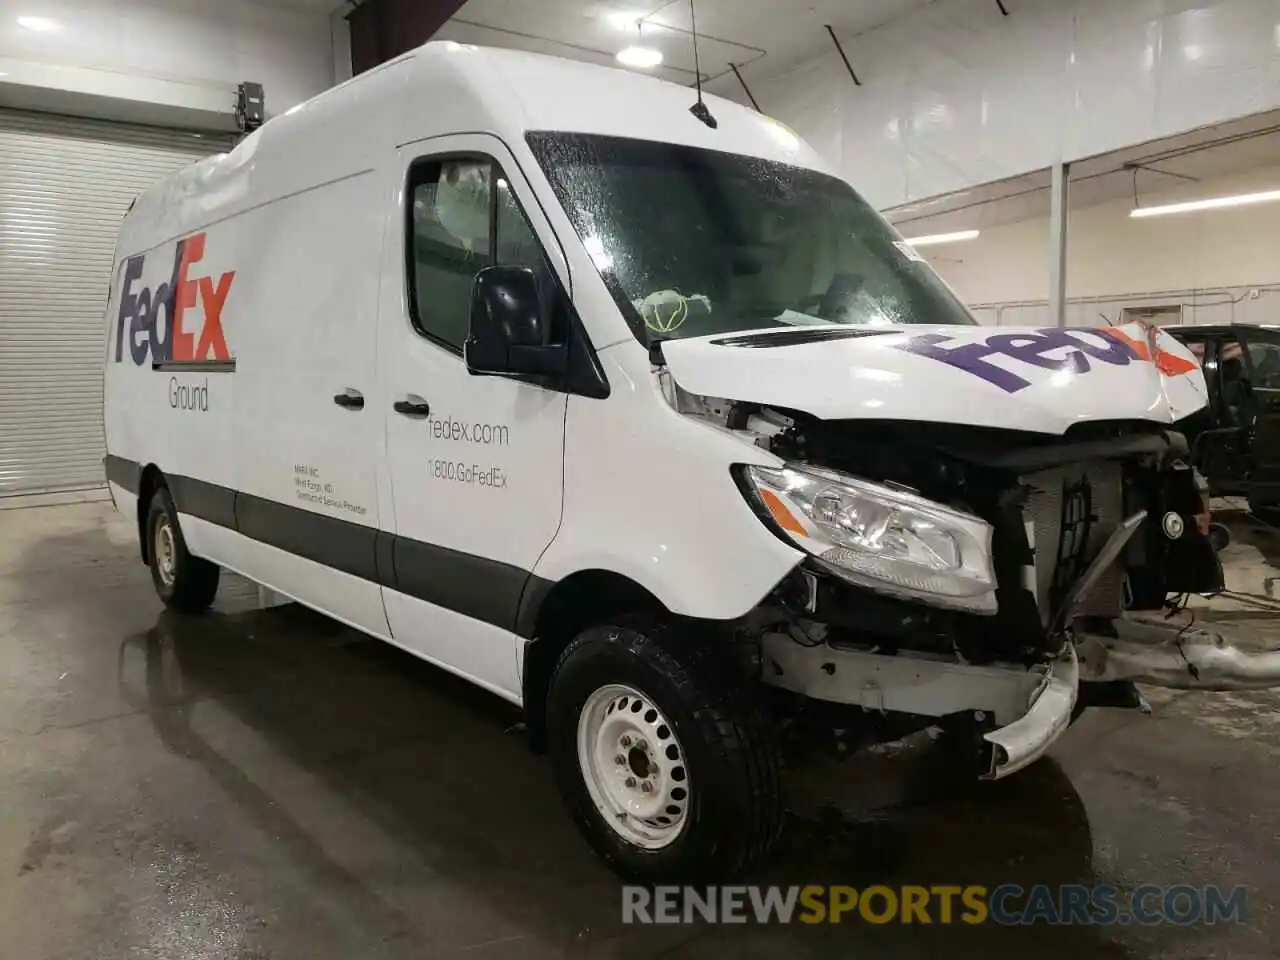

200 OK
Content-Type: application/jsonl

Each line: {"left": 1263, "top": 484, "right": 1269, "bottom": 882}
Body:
{"left": 824, "top": 25, "right": 861, "bottom": 87}
{"left": 348, "top": 0, "right": 471, "bottom": 74}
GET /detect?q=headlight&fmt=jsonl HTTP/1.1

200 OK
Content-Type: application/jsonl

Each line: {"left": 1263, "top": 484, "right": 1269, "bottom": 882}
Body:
{"left": 742, "top": 463, "right": 997, "bottom": 615}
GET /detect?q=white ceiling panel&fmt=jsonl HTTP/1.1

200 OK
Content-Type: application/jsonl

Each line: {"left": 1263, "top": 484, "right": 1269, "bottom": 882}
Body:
{"left": 438, "top": 5, "right": 757, "bottom": 87}
{"left": 647, "top": 0, "right": 935, "bottom": 79}
{"left": 438, "top": 0, "right": 934, "bottom": 95}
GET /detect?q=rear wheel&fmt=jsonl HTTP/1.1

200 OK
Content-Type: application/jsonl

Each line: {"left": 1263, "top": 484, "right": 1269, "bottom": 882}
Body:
{"left": 146, "top": 487, "right": 219, "bottom": 613}
{"left": 546, "top": 618, "right": 782, "bottom": 882}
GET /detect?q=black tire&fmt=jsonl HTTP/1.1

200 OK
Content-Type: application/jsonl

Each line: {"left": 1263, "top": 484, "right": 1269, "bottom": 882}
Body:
{"left": 546, "top": 617, "right": 782, "bottom": 883}
{"left": 145, "top": 486, "right": 219, "bottom": 613}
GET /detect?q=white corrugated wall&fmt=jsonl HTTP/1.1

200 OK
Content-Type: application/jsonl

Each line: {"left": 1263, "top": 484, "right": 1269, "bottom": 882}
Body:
{"left": 0, "top": 110, "right": 234, "bottom": 496}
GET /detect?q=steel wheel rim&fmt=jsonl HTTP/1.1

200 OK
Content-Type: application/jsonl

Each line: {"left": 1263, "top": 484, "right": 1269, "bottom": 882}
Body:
{"left": 154, "top": 515, "right": 176, "bottom": 587}
{"left": 576, "top": 683, "right": 691, "bottom": 850}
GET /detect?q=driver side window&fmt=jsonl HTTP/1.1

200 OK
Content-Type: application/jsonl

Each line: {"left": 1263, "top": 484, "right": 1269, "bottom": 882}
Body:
{"left": 407, "top": 156, "right": 558, "bottom": 352}
{"left": 1245, "top": 336, "right": 1280, "bottom": 390}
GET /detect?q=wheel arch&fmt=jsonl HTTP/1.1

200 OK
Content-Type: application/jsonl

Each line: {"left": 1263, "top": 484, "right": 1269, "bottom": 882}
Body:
{"left": 518, "top": 568, "right": 666, "bottom": 753}
{"left": 136, "top": 464, "right": 167, "bottom": 565}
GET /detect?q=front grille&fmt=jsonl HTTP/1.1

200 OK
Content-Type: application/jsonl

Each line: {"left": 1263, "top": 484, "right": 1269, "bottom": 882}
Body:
{"left": 1023, "top": 461, "right": 1125, "bottom": 624}
{"left": 1050, "top": 477, "right": 1092, "bottom": 613}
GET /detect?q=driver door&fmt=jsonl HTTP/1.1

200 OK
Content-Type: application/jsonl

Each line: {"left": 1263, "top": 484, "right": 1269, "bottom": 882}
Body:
{"left": 374, "top": 135, "right": 570, "bottom": 699}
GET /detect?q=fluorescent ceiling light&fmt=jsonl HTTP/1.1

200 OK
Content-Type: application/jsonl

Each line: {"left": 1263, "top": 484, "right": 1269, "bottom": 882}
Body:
{"left": 17, "top": 15, "right": 60, "bottom": 31}
{"left": 608, "top": 9, "right": 644, "bottom": 30}
{"left": 1130, "top": 189, "right": 1280, "bottom": 218}
{"left": 902, "top": 229, "right": 980, "bottom": 247}
{"left": 616, "top": 46, "right": 663, "bottom": 69}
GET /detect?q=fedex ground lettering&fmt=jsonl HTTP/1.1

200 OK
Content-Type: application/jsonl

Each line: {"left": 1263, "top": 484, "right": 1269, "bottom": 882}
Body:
{"left": 896, "top": 327, "right": 1196, "bottom": 394}
{"left": 114, "top": 232, "right": 236, "bottom": 366}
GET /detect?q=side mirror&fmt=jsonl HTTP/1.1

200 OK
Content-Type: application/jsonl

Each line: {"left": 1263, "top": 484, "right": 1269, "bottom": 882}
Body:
{"left": 465, "top": 265, "right": 567, "bottom": 378}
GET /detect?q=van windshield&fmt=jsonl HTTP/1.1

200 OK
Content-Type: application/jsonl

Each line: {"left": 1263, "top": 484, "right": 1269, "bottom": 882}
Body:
{"left": 526, "top": 132, "right": 977, "bottom": 344}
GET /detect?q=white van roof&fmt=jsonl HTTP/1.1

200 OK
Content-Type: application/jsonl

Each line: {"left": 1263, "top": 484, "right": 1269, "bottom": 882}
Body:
{"left": 118, "top": 42, "right": 831, "bottom": 258}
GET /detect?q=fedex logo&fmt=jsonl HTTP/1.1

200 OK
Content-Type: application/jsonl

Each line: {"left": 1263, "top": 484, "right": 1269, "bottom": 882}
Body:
{"left": 896, "top": 326, "right": 1197, "bottom": 394}
{"left": 113, "top": 233, "right": 235, "bottom": 366}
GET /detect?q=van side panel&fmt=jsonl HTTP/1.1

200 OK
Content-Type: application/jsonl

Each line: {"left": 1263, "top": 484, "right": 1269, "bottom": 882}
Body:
{"left": 228, "top": 168, "right": 390, "bottom": 635}
{"left": 103, "top": 55, "right": 412, "bottom": 632}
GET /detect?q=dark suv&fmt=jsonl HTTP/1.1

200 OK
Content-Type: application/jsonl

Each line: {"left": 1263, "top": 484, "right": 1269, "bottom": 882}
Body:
{"left": 1167, "top": 323, "right": 1280, "bottom": 514}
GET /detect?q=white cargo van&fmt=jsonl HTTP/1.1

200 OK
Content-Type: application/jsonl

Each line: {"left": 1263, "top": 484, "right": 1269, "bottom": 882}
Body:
{"left": 103, "top": 41, "right": 1280, "bottom": 881}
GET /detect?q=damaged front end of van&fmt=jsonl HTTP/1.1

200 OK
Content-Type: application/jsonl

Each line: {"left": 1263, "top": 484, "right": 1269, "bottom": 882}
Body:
{"left": 657, "top": 321, "right": 1280, "bottom": 779}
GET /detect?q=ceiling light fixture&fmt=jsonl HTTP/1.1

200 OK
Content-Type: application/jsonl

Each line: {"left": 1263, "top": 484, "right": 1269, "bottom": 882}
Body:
{"left": 1130, "top": 188, "right": 1280, "bottom": 218}
{"left": 902, "top": 229, "right": 980, "bottom": 247}
{"left": 607, "top": 9, "right": 645, "bottom": 30}
{"left": 616, "top": 45, "right": 663, "bottom": 69}
{"left": 17, "top": 15, "right": 61, "bottom": 31}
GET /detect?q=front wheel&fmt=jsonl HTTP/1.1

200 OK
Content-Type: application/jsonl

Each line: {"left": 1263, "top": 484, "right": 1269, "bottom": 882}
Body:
{"left": 546, "top": 618, "right": 782, "bottom": 883}
{"left": 146, "top": 487, "right": 220, "bottom": 613}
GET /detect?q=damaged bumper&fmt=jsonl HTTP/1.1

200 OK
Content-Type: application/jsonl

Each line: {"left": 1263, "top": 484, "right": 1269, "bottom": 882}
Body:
{"left": 1076, "top": 615, "right": 1280, "bottom": 690}
{"left": 760, "top": 631, "right": 1078, "bottom": 781}
{"left": 983, "top": 644, "right": 1078, "bottom": 779}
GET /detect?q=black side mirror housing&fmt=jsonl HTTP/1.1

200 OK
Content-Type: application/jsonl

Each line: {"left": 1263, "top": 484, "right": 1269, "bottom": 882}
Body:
{"left": 465, "top": 265, "right": 567, "bottom": 378}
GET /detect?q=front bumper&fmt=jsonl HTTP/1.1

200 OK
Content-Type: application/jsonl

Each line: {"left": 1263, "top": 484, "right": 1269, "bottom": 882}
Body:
{"left": 760, "top": 632, "right": 1079, "bottom": 780}
{"left": 983, "top": 644, "right": 1078, "bottom": 779}
{"left": 1076, "top": 615, "right": 1280, "bottom": 690}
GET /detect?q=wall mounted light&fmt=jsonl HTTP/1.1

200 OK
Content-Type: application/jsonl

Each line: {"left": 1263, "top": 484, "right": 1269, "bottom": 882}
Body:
{"left": 902, "top": 229, "right": 981, "bottom": 247}
{"left": 1130, "top": 189, "right": 1280, "bottom": 218}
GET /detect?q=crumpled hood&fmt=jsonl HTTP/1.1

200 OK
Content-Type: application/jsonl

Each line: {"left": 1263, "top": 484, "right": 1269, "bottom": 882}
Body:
{"left": 661, "top": 323, "right": 1208, "bottom": 435}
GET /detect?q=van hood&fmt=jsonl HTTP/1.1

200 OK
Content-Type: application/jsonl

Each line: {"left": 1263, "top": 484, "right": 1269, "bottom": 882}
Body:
{"left": 660, "top": 323, "right": 1208, "bottom": 436}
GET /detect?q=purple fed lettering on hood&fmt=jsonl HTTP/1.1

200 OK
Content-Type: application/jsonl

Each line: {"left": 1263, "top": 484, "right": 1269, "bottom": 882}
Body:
{"left": 896, "top": 328, "right": 1158, "bottom": 394}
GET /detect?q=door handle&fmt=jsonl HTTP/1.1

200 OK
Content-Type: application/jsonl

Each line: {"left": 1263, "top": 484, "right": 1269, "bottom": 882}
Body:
{"left": 394, "top": 395, "right": 431, "bottom": 419}
{"left": 333, "top": 389, "right": 365, "bottom": 410}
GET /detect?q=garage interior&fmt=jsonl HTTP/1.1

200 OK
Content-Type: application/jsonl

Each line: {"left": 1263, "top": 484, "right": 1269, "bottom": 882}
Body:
{"left": 3, "top": 0, "right": 1280, "bottom": 957}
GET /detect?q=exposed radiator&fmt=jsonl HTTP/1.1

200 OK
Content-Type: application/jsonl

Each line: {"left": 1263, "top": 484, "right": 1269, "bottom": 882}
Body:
{"left": 1022, "top": 461, "right": 1126, "bottom": 623}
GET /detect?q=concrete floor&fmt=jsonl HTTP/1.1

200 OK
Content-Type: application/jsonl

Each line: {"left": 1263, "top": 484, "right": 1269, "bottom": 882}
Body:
{"left": 1, "top": 501, "right": 1279, "bottom": 959}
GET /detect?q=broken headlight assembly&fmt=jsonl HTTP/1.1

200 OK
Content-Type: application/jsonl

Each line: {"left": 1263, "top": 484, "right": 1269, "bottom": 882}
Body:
{"left": 741, "top": 463, "right": 998, "bottom": 615}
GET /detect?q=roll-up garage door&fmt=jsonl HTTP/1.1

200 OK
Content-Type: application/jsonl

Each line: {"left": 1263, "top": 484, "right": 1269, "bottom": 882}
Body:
{"left": 0, "top": 110, "right": 236, "bottom": 497}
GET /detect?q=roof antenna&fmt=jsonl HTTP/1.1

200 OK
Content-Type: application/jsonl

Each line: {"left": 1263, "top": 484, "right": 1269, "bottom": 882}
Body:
{"left": 688, "top": 0, "right": 718, "bottom": 129}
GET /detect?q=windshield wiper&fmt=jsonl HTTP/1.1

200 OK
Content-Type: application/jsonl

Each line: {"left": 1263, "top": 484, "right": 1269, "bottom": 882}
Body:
{"left": 647, "top": 333, "right": 676, "bottom": 365}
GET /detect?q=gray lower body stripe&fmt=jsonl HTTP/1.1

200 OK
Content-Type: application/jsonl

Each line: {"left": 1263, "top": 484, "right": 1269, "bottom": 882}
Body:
{"left": 393, "top": 536, "right": 529, "bottom": 637}
{"left": 103, "top": 455, "right": 546, "bottom": 637}
{"left": 104, "top": 455, "right": 142, "bottom": 495}
{"left": 236, "top": 491, "right": 382, "bottom": 584}
{"left": 169, "top": 475, "right": 238, "bottom": 530}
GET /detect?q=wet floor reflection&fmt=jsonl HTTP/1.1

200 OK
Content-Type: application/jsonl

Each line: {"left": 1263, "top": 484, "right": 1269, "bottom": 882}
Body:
{"left": 109, "top": 607, "right": 1169, "bottom": 959}
{"left": 8, "top": 505, "right": 1270, "bottom": 957}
